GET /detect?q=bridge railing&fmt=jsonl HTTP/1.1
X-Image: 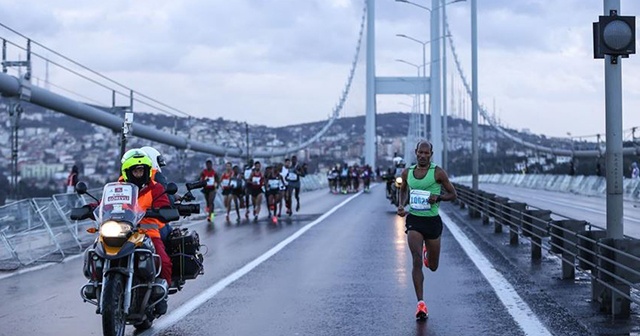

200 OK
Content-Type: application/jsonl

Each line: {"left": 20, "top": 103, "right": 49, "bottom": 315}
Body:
{"left": 0, "top": 174, "right": 328, "bottom": 272}
{"left": 454, "top": 182, "right": 640, "bottom": 318}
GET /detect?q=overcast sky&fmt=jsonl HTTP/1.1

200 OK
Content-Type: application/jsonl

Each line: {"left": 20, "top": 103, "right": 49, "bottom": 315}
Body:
{"left": 1, "top": 0, "right": 640, "bottom": 139}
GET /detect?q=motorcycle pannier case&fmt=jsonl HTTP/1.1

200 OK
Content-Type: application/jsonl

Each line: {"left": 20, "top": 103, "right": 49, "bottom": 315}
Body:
{"left": 168, "top": 229, "right": 204, "bottom": 282}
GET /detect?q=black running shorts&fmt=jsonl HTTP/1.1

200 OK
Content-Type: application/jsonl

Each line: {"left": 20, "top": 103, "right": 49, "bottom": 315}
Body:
{"left": 405, "top": 214, "right": 443, "bottom": 240}
{"left": 250, "top": 188, "right": 263, "bottom": 198}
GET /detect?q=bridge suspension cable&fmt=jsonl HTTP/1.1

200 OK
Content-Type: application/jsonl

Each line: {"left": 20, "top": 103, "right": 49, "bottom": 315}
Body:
{"left": 0, "top": 1, "right": 366, "bottom": 157}
{"left": 444, "top": 19, "right": 640, "bottom": 158}
{"left": 291, "top": 0, "right": 367, "bottom": 153}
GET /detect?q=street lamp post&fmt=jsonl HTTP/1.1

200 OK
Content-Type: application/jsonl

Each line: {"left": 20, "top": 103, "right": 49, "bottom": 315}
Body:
{"left": 395, "top": 59, "right": 425, "bottom": 138}
{"left": 396, "top": 0, "right": 466, "bottom": 168}
{"left": 396, "top": 34, "right": 430, "bottom": 141}
{"left": 399, "top": 101, "right": 418, "bottom": 161}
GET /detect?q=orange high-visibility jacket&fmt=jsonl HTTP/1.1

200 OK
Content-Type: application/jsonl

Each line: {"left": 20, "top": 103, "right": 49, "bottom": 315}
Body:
{"left": 137, "top": 180, "right": 170, "bottom": 238}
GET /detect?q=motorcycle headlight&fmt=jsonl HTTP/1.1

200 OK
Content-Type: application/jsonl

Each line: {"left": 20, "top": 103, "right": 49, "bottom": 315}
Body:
{"left": 395, "top": 177, "right": 403, "bottom": 187}
{"left": 100, "top": 221, "right": 131, "bottom": 238}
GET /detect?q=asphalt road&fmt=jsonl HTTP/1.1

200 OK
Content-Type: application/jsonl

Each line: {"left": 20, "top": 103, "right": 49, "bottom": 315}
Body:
{"left": 0, "top": 184, "right": 634, "bottom": 336}
{"left": 471, "top": 183, "right": 640, "bottom": 238}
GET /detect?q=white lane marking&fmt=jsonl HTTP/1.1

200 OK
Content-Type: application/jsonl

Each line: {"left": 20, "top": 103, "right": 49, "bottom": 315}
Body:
{"left": 440, "top": 211, "right": 552, "bottom": 336}
{"left": 142, "top": 191, "right": 363, "bottom": 335}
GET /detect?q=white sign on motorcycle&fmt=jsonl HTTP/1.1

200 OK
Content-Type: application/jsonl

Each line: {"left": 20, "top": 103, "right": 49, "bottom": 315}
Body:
{"left": 104, "top": 184, "right": 134, "bottom": 205}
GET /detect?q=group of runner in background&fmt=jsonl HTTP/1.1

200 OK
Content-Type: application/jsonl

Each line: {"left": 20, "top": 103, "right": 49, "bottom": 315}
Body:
{"left": 327, "top": 164, "right": 373, "bottom": 194}
{"left": 199, "top": 156, "right": 307, "bottom": 225}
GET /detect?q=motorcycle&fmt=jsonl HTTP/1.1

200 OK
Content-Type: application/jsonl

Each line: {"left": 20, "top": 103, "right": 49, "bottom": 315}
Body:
{"left": 71, "top": 180, "right": 203, "bottom": 336}
{"left": 385, "top": 167, "right": 405, "bottom": 207}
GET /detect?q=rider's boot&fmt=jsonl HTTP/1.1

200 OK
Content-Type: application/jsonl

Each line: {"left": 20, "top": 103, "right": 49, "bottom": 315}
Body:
{"left": 155, "top": 298, "right": 168, "bottom": 315}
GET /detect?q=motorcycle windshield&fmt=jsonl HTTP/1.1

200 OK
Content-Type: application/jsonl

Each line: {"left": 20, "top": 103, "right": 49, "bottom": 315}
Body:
{"left": 94, "top": 182, "right": 144, "bottom": 224}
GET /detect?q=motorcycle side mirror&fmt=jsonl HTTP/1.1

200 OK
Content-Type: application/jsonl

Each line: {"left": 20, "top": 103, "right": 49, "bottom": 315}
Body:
{"left": 75, "top": 182, "right": 88, "bottom": 195}
{"left": 165, "top": 182, "right": 178, "bottom": 195}
{"left": 75, "top": 182, "right": 99, "bottom": 202}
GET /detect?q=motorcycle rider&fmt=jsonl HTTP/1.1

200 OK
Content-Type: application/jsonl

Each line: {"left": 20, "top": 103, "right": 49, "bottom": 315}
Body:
{"left": 140, "top": 146, "right": 168, "bottom": 186}
{"left": 387, "top": 158, "right": 406, "bottom": 199}
{"left": 120, "top": 150, "right": 173, "bottom": 315}
{"left": 139, "top": 146, "right": 175, "bottom": 237}
{"left": 361, "top": 164, "right": 372, "bottom": 192}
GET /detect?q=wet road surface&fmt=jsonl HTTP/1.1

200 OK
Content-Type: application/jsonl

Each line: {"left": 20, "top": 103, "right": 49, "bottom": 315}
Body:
{"left": 472, "top": 183, "right": 640, "bottom": 238}
{"left": 0, "top": 184, "right": 635, "bottom": 335}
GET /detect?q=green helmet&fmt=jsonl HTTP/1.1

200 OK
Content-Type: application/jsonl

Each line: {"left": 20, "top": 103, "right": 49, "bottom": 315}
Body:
{"left": 121, "top": 149, "right": 153, "bottom": 187}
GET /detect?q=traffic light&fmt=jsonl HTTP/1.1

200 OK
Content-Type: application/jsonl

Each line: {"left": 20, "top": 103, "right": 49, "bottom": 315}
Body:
{"left": 593, "top": 10, "right": 635, "bottom": 63}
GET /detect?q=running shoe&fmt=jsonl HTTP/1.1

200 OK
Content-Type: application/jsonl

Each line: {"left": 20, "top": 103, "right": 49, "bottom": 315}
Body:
{"left": 271, "top": 216, "right": 278, "bottom": 224}
{"left": 296, "top": 202, "right": 300, "bottom": 212}
{"left": 415, "top": 301, "right": 428, "bottom": 320}
{"left": 423, "top": 244, "right": 429, "bottom": 268}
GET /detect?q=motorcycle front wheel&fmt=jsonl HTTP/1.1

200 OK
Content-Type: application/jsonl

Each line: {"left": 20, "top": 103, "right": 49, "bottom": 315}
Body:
{"left": 102, "top": 273, "right": 126, "bottom": 336}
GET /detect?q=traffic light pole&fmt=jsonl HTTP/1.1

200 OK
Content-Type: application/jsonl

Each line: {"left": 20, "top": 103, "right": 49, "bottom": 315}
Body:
{"left": 603, "top": 0, "right": 623, "bottom": 240}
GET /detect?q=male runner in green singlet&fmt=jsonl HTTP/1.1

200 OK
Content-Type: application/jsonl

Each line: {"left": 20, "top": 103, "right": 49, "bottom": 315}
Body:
{"left": 397, "top": 140, "right": 457, "bottom": 320}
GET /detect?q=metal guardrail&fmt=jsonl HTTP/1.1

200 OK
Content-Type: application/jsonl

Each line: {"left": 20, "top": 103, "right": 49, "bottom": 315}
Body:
{"left": 454, "top": 182, "right": 640, "bottom": 318}
{"left": 0, "top": 174, "right": 328, "bottom": 272}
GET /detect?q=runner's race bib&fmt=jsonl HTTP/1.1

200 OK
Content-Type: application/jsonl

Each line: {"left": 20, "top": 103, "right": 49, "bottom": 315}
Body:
{"left": 252, "top": 176, "right": 261, "bottom": 185}
{"left": 206, "top": 177, "right": 215, "bottom": 187}
{"left": 268, "top": 179, "right": 280, "bottom": 190}
{"left": 409, "top": 189, "right": 431, "bottom": 211}
{"left": 221, "top": 178, "right": 230, "bottom": 187}
{"left": 230, "top": 179, "right": 238, "bottom": 188}
{"left": 287, "top": 172, "right": 298, "bottom": 181}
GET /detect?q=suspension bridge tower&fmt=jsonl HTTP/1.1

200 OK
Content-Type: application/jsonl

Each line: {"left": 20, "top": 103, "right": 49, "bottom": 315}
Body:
{"left": 365, "top": 0, "right": 443, "bottom": 168}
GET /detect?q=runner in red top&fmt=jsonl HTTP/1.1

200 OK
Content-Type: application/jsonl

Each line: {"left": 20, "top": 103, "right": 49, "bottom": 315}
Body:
{"left": 199, "top": 159, "right": 219, "bottom": 223}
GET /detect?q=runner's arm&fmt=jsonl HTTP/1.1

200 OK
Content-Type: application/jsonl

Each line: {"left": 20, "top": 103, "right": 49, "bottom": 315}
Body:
{"left": 434, "top": 167, "right": 457, "bottom": 202}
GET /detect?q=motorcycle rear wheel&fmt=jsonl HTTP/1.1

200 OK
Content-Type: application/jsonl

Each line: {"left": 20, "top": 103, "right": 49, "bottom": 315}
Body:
{"left": 102, "top": 273, "right": 126, "bottom": 336}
